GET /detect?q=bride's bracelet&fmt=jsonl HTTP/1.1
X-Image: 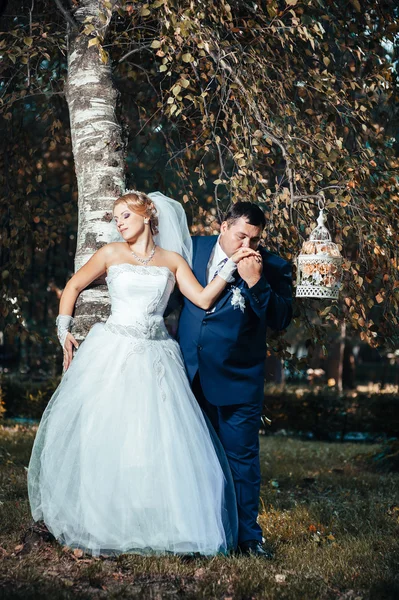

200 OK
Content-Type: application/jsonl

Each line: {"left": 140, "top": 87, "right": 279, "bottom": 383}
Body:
{"left": 217, "top": 258, "right": 237, "bottom": 282}
{"left": 56, "top": 315, "right": 74, "bottom": 350}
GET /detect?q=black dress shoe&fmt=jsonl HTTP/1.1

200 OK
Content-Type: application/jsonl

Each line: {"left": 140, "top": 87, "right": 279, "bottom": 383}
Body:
{"left": 237, "top": 540, "right": 274, "bottom": 559}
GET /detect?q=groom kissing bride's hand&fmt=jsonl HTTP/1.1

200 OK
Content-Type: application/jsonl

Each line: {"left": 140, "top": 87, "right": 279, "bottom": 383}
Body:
{"left": 237, "top": 254, "right": 264, "bottom": 289}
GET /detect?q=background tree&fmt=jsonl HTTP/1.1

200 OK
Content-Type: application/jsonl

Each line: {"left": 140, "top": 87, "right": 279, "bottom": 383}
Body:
{"left": 1, "top": 0, "right": 398, "bottom": 370}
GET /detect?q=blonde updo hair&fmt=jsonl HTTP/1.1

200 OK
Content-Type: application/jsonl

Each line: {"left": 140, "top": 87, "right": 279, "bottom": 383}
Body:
{"left": 113, "top": 191, "right": 159, "bottom": 235}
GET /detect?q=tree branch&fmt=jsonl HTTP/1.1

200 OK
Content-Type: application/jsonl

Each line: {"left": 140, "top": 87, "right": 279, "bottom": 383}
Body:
{"left": 192, "top": 64, "right": 227, "bottom": 220}
{"left": 118, "top": 44, "right": 153, "bottom": 63}
{"left": 206, "top": 47, "right": 351, "bottom": 223}
{"left": 54, "top": 0, "right": 78, "bottom": 31}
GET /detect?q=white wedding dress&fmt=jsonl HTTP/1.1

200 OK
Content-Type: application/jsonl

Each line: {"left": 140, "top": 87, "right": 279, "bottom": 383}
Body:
{"left": 28, "top": 264, "right": 237, "bottom": 556}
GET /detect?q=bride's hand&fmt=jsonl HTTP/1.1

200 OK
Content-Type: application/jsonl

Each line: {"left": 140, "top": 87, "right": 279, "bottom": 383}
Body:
{"left": 63, "top": 332, "right": 79, "bottom": 372}
{"left": 231, "top": 247, "right": 261, "bottom": 264}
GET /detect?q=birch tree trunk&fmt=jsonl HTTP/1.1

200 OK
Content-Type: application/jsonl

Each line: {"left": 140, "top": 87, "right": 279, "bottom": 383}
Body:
{"left": 65, "top": 1, "right": 124, "bottom": 339}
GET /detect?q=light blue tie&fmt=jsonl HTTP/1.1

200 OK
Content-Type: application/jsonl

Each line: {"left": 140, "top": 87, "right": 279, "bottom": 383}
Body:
{"left": 212, "top": 258, "right": 228, "bottom": 281}
{"left": 207, "top": 258, "right": 229, "bottom": 314}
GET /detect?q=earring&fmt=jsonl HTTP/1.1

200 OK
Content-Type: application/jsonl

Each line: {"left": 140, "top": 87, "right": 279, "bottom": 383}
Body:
{"left": 144, "top": 218, "right": 150, "bottom": 224}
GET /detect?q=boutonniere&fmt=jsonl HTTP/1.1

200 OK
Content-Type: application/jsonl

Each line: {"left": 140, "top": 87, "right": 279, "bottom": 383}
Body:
{"left": 230, "top": 286, "right": 246, "bottom": 313}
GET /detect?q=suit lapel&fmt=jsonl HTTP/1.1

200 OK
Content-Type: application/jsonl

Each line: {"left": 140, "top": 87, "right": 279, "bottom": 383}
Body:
{"left": 194, "top": 236, "right": 218, "bottom": 287}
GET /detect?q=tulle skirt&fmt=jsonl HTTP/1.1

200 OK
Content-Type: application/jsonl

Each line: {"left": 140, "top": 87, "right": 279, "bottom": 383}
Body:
{"left": 28, "top": 323, "right": 237, "bottom": 556}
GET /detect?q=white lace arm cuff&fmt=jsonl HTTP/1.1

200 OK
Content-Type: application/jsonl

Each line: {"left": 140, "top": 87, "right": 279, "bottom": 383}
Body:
{"left": 217, "top": 258, "right": 237, "bottom": 282}
{"left": 56, "top": 315, "right": 74, "bottom": 349}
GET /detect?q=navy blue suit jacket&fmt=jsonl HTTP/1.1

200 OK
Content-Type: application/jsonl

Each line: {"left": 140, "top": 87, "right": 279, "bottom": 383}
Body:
{"left": 177, "top": 236, "right": 293, "bottom": 406}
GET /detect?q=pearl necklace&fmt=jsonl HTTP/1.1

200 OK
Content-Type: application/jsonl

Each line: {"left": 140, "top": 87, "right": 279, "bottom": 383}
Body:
{"left": 130, "top": 244, "right": 156, "bottom": 265}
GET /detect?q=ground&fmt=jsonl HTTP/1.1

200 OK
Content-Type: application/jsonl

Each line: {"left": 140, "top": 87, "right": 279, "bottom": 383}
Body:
{"left": 0, "top": 425, "right": 398, "bottom": 599}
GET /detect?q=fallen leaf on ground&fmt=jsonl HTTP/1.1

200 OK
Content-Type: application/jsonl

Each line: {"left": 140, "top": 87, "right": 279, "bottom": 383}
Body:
{"left": 194, "top": 568, "right": 205, "bottom": 579}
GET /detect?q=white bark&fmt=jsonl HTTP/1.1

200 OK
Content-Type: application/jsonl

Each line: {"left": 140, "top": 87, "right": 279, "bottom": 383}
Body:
{"left": 65, "top": 1, "right": 125, "bottom": 338}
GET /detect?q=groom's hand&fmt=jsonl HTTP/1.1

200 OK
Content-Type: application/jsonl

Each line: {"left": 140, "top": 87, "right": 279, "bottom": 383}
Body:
{"left": 237, "top": 256, "right": 263, "bottom": 288}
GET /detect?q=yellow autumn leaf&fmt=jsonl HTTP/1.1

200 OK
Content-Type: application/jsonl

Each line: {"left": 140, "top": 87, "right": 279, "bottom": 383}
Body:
{"left": 83, "top": 24, "right": 95, "bottom": 35}
{"left": 88, "top": 37, "right": 100, "bottom": 48}
{"left": 350, "top": 0, "right": 361, "bottom": 12}
{"left": 100, "top": 47, "right": 108, "bottom": 64}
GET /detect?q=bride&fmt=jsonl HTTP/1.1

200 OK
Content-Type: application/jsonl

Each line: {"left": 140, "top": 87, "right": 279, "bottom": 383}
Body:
{"left": 27, "top": 190, "right": 260, "bottom": 557}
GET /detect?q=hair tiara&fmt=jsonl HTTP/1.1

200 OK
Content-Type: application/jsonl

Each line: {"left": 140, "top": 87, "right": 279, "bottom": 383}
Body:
{"left": 123, "top": 189, "right": 141, "bottom": 196}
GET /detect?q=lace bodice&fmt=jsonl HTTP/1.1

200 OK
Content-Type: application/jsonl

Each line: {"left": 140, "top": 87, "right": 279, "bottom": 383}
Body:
{"left": 105, "top": 264, "right": 176, "bottom": 338}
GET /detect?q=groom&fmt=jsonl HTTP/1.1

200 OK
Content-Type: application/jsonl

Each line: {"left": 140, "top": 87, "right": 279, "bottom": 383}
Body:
{"left": 177, "top": 202, "right": 293, "bottom": 557}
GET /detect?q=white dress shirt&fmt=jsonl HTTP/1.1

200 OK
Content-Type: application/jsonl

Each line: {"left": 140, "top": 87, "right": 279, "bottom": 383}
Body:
{"left": 206, "top": 236, "right": 230, "bottom": 284}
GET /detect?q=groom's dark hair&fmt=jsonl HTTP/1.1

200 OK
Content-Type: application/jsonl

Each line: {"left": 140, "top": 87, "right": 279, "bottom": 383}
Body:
{"left": 224, "top": 202, "right": 266, "bottom": 230}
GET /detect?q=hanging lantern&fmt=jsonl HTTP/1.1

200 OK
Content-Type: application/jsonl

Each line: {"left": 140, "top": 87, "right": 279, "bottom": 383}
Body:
{"left": 296, "top": 203, "right": 343, "bottom": 299}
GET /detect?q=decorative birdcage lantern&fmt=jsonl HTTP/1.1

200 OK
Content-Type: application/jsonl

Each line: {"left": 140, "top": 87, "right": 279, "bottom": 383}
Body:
{"left": 296, "top": 202, "right": 343, "bottom": 299}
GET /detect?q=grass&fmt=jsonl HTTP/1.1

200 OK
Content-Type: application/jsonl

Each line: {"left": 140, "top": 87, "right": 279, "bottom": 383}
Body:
{"left": 0, "top": 425, "right": 398, "bottom": 599}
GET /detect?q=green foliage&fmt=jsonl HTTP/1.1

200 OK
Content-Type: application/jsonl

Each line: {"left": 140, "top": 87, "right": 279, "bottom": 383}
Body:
{"left": 1, "top": 375, "right": 60, "bottom": 419}
{"left": 1, "top": 0, "right": 399, "bottom": 360}
{"left": 0, "top": 380, "right": 6, "bottom": 422}
{"left": 263, "top": 383, "right": 399, "bottom": 439}
{"left": 111, "top": 0, "right": 399, "bottom": 347}
{"left": 0, "top": 1, "right": 76, "bottom": 354}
